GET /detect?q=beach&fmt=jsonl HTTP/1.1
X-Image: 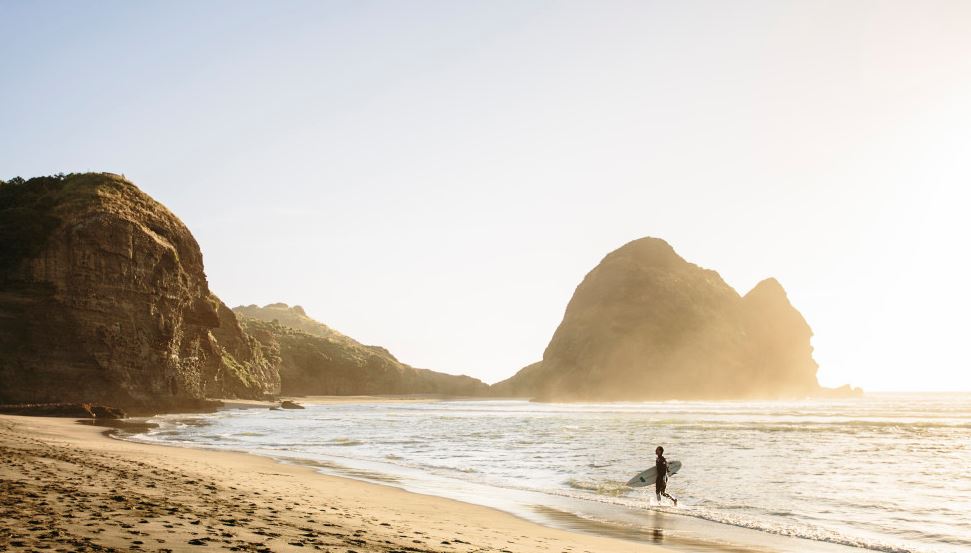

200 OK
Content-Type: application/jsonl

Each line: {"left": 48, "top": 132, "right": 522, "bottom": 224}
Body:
{"left": 123, "top": 395, "right": 969, "bottom": 553}
{"left": 0, "top": 413, "right": 666, "bottom": 553}
{"left": 4, "top": 395, "right": 967, "bottom": 553}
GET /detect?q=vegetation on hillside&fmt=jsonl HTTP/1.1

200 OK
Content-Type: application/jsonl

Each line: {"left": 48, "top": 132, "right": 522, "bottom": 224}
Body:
{"left": 0, "top": 175, "right": 66, "bottom": 275}
{"left": 0, "top": 173, "right": 139, "bottom": 276}
{"left": 237, "top": 307, "right": 488, "bottom": 396}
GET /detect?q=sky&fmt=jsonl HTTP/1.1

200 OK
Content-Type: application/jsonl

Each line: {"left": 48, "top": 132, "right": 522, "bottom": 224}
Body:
{"left": 2, "top": 1, "right": 970, "bottom": 391}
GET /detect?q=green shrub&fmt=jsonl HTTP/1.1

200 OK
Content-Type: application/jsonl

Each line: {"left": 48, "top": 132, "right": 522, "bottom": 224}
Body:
{"left": 0, "top": 175, "right": 66, "bottom": 275}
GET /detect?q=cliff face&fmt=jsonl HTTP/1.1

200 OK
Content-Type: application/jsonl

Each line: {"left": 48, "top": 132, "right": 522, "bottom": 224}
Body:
{"left": 493, "top": 237, "right": 823, "bottom": 400}
{"left": 738, "top": 277, "right": 819, "bottom": 395}
{"left": 235, "top": 304, "right": 489, "bottom": 396}
{"left": 0, "top": 174, "right": 280, "bottom": 412}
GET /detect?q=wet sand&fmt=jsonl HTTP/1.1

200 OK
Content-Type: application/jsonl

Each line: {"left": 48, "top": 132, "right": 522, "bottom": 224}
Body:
{"left": 0, "top": 414, "right": 667, "bottom": 553}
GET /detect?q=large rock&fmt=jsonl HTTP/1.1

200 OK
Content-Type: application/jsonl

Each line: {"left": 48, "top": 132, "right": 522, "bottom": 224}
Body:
{"left": 0, "top": 173, "right": 281, "bottom": 413}
{"left": 493, "top": 237, "right": 838, "bottom": 400}
{"left": 738, "top": 277, "right": 820, "bottom": 395}
{"left": 235, "top": 303, "right": 489, "bottom": 396}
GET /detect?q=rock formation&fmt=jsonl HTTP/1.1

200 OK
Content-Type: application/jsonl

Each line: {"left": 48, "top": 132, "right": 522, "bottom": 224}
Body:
{"left": 494, "top": 237, "right": 842, "bottom": 400}
{"left": 0, "top": 173, "right": 280, "bottom": 413}
{"left": 235, "top": 303, "right": 489, "bottom": 396}
{"left": 1, "top": 174, "right": 854, "bottom": 409}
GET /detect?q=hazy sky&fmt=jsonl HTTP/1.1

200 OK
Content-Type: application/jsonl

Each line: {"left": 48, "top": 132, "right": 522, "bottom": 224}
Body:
{"left": 3, "top": 1, "right": 970, "bottom": 390}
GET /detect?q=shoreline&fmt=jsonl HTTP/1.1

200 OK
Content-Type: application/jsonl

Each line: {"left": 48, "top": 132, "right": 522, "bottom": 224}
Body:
{"left": 142, "top": 395, "right": 881, "bottom": 553}
{"left": 116, "top": 398, "right": 871, "bottom": 553}
{"left": 1, "top": 413, "right": 670, "bottom": 553}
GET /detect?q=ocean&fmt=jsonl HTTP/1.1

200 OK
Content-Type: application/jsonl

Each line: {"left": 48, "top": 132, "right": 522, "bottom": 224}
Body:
{"left": 128, "top": 393, "right": 971, "bottom": 553}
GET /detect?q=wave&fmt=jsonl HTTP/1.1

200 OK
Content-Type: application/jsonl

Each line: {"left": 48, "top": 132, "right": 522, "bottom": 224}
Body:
{"left": 639, "top": 420, "right": 971, "bottom": 434}
{"left": 409, "top": 461, "right": 478, "bottom": 475}
{"left": 330, "top": 438, "right": 364, "bottom": 446}
{"left": 564, "top": 478, "right": 629, "bottom": 497}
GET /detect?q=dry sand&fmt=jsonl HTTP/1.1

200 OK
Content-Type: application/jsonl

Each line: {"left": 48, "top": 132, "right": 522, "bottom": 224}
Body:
{"left": 0, "top": 414, "right": 667, "bottom": 553}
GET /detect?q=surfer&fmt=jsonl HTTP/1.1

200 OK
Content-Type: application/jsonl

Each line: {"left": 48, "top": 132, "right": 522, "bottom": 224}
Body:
{"left": 655, "top": 446, "right": 678, "bottom": 506}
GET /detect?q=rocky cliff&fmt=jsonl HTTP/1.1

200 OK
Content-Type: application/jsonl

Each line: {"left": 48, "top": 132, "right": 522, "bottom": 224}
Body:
{"left": 493, "top": 237, "right": 835, "bottom": 400}
{"left": 235, "top": 303, "right": 489, "bottom": 396}
{"left": 0, "top": 173, "right": 280, "bottom": 413}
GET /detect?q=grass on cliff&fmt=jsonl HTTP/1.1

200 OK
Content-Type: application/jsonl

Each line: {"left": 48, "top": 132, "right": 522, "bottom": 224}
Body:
{"left": 0, "top": 173, "right": 132, "bottom": 276}
{"left": 0, "top": 175, "right": 66, "bottom": 275}
{"left": 219, "top": 351, "right": 259, "bottom": 389}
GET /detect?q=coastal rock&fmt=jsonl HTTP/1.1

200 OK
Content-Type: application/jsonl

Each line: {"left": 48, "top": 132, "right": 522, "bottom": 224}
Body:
{"left": 235, "top": 303, "right": 489, "bottom": 396}
{"left": 88, "top": 404, "right": 128, "bottom": 419}
{"left": 737, "top": 277, "right": 819, "bottom": 395}
{"left": 279, "top": 400, "right": 304, "bottom": 409}
{"left": 493, "top": 237, "right": 838, "bottom": 400}
{"left": 0, "top": 402, "right": 126, "bottom": 418}
{"left": 818, "top": 384, "right": 864, "bottom": 398}
{"left": 0, "top": 173, "right": 281, "bottom": 413}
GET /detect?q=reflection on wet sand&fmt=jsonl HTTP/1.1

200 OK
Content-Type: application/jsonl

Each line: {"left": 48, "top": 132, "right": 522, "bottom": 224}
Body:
{"left": 531, "top": 505, "right": 813, "bottom": 553}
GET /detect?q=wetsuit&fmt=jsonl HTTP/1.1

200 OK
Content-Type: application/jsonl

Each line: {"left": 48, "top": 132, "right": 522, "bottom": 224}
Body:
{"left": 655, "top": 454, "right": 668, "bottom": 493}
{"left": 655, "top": 454, "right": 677, "bottom": 504}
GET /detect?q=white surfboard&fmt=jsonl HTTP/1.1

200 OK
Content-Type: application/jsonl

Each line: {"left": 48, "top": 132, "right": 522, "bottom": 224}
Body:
{"left": 626, "top": 460, "right": 682, "bottom": 488}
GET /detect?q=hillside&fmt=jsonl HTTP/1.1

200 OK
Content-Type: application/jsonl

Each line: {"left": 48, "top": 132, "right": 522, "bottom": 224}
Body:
{"left": 235, "top": 303, "right": 488, "bottom": 396}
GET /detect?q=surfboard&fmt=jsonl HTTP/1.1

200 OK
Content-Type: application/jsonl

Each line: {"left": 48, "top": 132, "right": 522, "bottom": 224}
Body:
{"left": 626, "top": 460, "right": 682, "bottom": 488}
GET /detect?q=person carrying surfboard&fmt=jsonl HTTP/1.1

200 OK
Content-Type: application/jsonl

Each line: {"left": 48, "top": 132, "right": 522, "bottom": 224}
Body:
{"left": 655, "top": 446, "right": 678, "bottom": 505}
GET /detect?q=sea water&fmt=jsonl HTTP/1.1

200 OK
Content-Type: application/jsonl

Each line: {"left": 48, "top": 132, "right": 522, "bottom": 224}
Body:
{"left": 130, "top": 393, "right": 971, "bottom": 553}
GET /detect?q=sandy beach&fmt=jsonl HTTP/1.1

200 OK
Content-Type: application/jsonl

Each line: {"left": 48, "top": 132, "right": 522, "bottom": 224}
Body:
{"left": 0, "top": 413, "right": 667, "bottom": 553}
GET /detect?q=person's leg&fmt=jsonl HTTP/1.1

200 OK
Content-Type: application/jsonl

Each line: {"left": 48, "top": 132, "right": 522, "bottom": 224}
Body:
{"left": 660, "top": 491, "right": 678, "bottom": 505}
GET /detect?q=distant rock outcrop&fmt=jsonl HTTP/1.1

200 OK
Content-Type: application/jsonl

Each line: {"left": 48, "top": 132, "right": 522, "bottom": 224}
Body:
{"left": 235, "top": 303, "right": 489, "bottom": 396}
{"left": 494, "top": 237, "right": 848, "bottom": 400}
{"left": 0, "top": 173, "right": 281, "bottom": 413}
{"left": 234, "top": 303, "right": 350, "bottom": 345}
